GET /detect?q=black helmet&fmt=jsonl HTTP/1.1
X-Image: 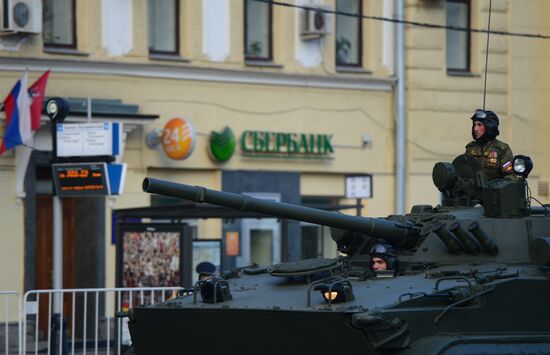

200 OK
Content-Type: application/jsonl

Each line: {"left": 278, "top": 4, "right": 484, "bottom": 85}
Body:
{"left": 471, "top": 109, "right": 500, "bottom": 143}
{"left": 370, "top": 243, "right": 399, "bottom": 273}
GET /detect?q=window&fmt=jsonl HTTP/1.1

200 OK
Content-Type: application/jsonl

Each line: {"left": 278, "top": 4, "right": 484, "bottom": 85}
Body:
{"left": 244, "top": 0, "right": 272, "bottom": 61}
{"left": 43, "top": 0, "right": 76, "bottom": 48}
{"left": 446, "top": 0, "right": 470, "bottom": 72}
{"left": 148, "top": 0, "right": 179, "bottom": 54}
{"left": 335, "top": 0, "right": 362, "bottom": 67}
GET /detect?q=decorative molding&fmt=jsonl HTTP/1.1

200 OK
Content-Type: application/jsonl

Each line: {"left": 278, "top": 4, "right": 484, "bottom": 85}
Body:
{"left": 0, "top": 57, "right": 396, "bottom": 91}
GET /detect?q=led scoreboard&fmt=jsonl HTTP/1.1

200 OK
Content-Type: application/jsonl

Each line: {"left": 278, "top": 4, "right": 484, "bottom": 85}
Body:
{"left": 52, "top": 163, "right": 110, "bottom": 197}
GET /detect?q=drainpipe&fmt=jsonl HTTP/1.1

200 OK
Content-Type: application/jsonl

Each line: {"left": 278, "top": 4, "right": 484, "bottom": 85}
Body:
{"left": 395, "top": 0, "right": 406, "bottom": 214}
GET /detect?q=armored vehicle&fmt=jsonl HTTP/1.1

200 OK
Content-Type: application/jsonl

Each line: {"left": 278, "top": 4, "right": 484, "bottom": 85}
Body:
{"left": 127, "top": 154, "right": 550, "bottom": 355}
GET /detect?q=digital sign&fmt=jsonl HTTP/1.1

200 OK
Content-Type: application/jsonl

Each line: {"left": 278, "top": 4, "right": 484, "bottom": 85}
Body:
{"left": 52, "top": 163, "right": 110, "bottom": 197}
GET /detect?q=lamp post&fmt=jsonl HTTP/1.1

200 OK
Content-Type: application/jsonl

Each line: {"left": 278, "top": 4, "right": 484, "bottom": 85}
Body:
{"left": 46, "top": 98, "right": 69, "bottom": 311}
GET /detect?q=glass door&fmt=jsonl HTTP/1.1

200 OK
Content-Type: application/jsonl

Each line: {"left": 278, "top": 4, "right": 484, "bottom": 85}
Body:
{"left": 236, "top": 193, "right": 281, "bottom": 267}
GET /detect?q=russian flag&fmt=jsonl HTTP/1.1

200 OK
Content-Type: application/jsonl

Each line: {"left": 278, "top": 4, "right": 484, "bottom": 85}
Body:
{"left": 1, "top": 73, "right": 32, "bottom": 154}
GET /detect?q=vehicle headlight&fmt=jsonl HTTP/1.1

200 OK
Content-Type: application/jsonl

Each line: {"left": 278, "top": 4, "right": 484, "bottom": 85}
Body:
{"left": 512, "top": 155, "right": 533, "bottom": 178}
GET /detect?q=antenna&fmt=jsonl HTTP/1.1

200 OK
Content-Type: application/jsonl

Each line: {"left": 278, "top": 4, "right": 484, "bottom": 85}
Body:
{"left": 482, "top": 0, "right": 493, "bottom": 110}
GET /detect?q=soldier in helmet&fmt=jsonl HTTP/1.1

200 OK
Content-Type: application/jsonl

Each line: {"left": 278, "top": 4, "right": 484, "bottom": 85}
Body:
{"left": 370, "top": 243, "right": 399, "bottom": 276}
{"left": 465, "top": 109, "right": 516, "bottom": 181}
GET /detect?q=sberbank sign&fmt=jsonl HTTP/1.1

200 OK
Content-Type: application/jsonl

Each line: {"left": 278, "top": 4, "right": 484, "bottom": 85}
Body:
{"left": 241, "top": 130, "right": 334, "bottom": 159}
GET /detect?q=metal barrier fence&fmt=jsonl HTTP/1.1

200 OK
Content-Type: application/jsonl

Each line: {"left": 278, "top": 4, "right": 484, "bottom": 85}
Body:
{"left": 0, "top": 291, "right": 20, "bottom": 355}
{"left": 21, "top": 287, "right": 184, "bottom": 355}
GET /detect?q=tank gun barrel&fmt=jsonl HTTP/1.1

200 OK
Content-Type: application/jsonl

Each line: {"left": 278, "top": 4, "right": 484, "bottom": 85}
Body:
{"left": 143, "top": 178, "right": 419, "bottom": 249}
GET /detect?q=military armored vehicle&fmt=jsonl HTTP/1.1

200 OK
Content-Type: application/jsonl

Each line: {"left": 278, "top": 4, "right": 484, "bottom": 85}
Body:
{"left": 127, "top": 154, "right": 550, "bottom": 355}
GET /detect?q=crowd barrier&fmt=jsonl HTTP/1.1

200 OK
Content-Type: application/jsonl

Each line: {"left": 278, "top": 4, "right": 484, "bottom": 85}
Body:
{"left": 0, "top": 287, "right": 183, "bottom": 355}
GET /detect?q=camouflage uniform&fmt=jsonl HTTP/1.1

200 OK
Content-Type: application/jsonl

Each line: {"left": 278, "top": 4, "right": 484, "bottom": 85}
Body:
{"left": 465, "top": 139, "right": 516, "bottom": 181}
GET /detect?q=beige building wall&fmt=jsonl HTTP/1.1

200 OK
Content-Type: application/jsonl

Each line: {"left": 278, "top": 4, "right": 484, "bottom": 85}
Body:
{"left": 508, "top": 0, "right": 550, "bottom": 202}
{"left": 404, "top": 0, "right": 550, "bottom": 210}
{"left": 0, "top": 168, "right": 24, "bottom": 321}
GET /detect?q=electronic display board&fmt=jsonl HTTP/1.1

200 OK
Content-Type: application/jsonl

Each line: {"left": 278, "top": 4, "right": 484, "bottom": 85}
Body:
{"left": 52, "top": 163, "right": 110, "bottom": 197}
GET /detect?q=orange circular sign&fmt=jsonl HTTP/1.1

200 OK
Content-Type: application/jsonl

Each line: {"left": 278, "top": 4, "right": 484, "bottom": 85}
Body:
{"left": 161, "top": 118, "right": 195, "bottom": 160}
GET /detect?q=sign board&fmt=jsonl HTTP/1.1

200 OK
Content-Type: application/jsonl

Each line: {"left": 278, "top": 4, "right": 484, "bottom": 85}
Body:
{"left": 52, "top": 162, "right": 127, "bottom": 197}
{"left": 52, "top": 163, "right": 110, "bottom": 197}
{"left": 345, "top": 175, "right": 373, "bottom": 199}
{"left": 161, "top": 118, "right": 196, "bottom": 160}
{"left": 56, "top": 122, "right": 122, "bottom": 157}
{"left": 240, "top": 130, "right": 334, "bottom": 159}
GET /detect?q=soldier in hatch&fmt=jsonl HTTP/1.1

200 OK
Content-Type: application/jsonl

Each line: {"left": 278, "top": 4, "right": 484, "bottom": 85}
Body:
{"left": 465, "top": 109, "right": 516, "bottom": 181}
{"left": 370, "top": 243, "right": 399, "bottom": 276}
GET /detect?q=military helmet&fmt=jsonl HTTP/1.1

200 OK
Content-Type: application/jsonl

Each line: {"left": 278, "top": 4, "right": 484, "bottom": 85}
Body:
{"left": 370, "top": 243, "right": 399, "bottom": 272}
{"left": 471, "top": 109, "right": 500, "bottom": 141}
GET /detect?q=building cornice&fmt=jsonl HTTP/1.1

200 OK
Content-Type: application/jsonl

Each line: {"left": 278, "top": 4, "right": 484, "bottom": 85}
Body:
{"left": 0, "top": 57, "right": 395, "bottom": 91}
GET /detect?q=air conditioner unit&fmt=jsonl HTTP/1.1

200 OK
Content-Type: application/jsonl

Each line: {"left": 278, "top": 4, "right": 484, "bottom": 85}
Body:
{"left": 300, "top": 5, "right": 331, "bottom": 41}
{"left": 1, "top": 0, "right": 42, "bottom": 34}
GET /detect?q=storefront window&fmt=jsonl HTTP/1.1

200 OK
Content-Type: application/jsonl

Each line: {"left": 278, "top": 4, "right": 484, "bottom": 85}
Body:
{"left": 244, "top": 0, "right": 272, "bottom": 60}
{"left": 148, "top": 0, "right": 179, "bottom": 54}
{"left": 335, "top": 0, "right": 362, "bottom": 67}
{"left": 43, "top": 0, "right": 76, "bottom": 48}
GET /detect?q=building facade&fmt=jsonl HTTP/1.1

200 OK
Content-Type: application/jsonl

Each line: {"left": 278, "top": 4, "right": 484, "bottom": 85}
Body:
{"left": 0, "top": 0, "right": 548, "bottom": 307}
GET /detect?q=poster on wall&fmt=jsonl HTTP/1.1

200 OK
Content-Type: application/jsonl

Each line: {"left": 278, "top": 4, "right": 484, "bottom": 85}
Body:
{"left": 120, "top": 225, "right": 183, "bottom": 288}
{"left": 192, "top": 240, "right": 222, "bottom": 282}
{"left": 116, "top": 223, "right": 188, "bottom": 347}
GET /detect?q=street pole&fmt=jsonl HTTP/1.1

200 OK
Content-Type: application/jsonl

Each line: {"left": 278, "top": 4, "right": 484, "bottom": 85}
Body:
{"left": 46, "top": 97, "right": 70, "bottom": 354}
{"left": 46, "top": 98, "right": 69, "bottom": 313}
{"left": 52, "top": 195, "right": 63, "bottom": 311}
{"left": 395, "top": 0, "right": 407, "bottom": 215}
{"left": 51, "top": 111, "right": 63, "bottom": 314}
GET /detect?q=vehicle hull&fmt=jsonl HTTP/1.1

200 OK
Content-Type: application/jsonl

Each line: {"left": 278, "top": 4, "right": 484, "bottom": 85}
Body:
{"left": 129, "top": 307, "right": 371, "bottom": 355}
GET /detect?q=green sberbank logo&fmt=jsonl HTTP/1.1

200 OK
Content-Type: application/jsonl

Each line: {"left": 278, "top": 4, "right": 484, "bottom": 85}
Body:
{"left": 209, "top": 126, "right": 236, "bottom": 162}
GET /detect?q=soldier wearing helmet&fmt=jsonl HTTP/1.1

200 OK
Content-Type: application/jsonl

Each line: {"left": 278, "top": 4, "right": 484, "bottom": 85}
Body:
{"left": 465, "top": 109, "right": 516, "bottom": 181}
{"left": 370, "top": 243, "right": 399, "bottom": 276}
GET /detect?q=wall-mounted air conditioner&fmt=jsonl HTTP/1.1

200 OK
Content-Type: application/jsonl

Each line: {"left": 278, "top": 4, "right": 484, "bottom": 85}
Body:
{"left": 300, "top": 5, "right": 331, "bottom": 41}
{"left": 0, "top": 0, "right": 42, "bottom": 34}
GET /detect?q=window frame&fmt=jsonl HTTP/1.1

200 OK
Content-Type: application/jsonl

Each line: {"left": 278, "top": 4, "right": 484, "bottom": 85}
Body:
{"left": 43, "top": 0, "right": 78, "bottom": 49}
{"left": 335, "top": 0, "right": 363, "bottom": 68}
{"left": 446, "top": 0, "right": 471, "bottom": 73}
{"left": 243, "top": 0, "right": 273, "bottom": 62}
{"left": 148, "top": 0, "right": 180, "bottom": 56}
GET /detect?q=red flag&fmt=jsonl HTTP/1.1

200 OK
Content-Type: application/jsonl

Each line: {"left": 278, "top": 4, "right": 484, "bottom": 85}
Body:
{"left": 28, "top": 70, "right": 50, "bottom": 131}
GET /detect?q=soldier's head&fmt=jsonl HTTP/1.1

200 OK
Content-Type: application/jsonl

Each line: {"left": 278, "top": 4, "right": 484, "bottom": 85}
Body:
{"left": 471, "top": 109, "right": 500, "bottom": 143}
{"left": 370, "top": 243, "right": 399, "bottom": 274}
{"left": 196, "top": 261, "right": 216, "bottom": 281}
